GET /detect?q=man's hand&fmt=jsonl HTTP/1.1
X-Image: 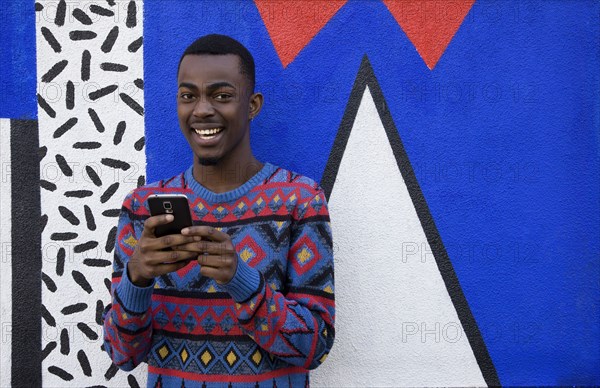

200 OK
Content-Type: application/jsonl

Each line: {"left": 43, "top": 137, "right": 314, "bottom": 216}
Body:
{"left": 178, "top": 226, "right": 238, "bottom": 284}
{"left": 128, "top": 214, "right": 200, "bottom": 287}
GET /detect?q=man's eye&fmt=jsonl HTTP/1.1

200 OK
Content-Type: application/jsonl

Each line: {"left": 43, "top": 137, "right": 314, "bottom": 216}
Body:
{"left": 180, "top": 93, "right": 194, "bottom": 100}
{"left": 214, "top": 93, "right": 232, "bottom": 101}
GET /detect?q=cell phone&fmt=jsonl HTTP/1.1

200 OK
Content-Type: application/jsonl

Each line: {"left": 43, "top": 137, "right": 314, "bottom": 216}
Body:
{"left": 148, "top": 194, "right": 193, "bottom": 238}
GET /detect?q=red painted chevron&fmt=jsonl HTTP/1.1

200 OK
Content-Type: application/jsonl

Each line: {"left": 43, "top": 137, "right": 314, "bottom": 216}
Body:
{"left": 383, "top": 0, "right": 475, "bottom": 69}
{"left": 254, "top": 0, "right": 347, "bottom": 67}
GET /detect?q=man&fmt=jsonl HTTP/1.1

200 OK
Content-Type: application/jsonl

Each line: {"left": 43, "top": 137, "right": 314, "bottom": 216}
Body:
{"left": 103, "top": 34, "right": 335, "bottom": 387}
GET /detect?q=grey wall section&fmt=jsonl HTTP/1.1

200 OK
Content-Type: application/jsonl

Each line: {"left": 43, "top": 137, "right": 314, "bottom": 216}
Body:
{"left": 11, "top": 119, "right": 42, "bottom": 388}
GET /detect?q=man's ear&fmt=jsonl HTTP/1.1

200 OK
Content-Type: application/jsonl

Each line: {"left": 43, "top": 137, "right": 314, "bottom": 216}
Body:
{"left": 249, "top": 92, "right": 264, "bottom": 120}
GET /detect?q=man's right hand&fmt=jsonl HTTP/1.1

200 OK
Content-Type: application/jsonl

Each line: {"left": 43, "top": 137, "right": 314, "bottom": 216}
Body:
{"left": 127, "top": 214, "right": 200, "bottom": 287}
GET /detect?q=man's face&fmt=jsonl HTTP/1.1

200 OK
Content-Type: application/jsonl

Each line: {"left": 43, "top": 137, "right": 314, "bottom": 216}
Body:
{"left": 177, "top": 54, "right": 254, "bottom": 166}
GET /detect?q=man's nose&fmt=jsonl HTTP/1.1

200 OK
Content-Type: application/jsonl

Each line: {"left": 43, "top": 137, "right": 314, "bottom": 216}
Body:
{"left": 192, "top": 99, "right": 215, "bottom": 117}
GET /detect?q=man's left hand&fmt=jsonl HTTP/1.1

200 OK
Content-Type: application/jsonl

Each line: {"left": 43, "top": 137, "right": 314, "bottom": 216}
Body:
{"left": 178, "top": 226, "right": 238, "bottom": 284}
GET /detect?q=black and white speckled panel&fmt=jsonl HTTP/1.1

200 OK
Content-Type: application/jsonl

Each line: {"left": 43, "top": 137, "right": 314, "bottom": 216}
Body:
{"left": 36, "top": 1, "right": 147, "bottom": 386}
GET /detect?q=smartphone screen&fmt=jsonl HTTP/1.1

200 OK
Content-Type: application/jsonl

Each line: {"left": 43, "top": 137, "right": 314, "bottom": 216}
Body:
{"left": 148, "top": 194, "right": 193, "bottom": 238}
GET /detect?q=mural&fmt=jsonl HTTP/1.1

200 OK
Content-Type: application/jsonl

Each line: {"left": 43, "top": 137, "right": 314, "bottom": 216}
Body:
{"left": 0, "top": 0, "right": 599, "bottom": 387}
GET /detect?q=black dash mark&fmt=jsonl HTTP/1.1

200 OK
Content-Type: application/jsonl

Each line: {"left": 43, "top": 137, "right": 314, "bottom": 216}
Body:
{"left": 72, "top": 8, "right": 93, "bottom": 25}
{"left": 55, "top": 0, "right": 66, "bottom": 26}
{"left": 82, "top": 50, "right": 91, "bottom": 81}
{"left": 101, "top": 26, "right": 119, "bottom": 53}
{"left": 65, "top": 190, "right": 93, "bottom": 198}
{"left": 101, "top": 182, "right": 120, "bottom": 203}
{"left": 101, "top": 62, "right": 128, "bottom": 72}
{"left": 53, "top": 117, "right": 78, "bottom": 138}
{"left": 42, "top": 272, "right": 57, "bottom": 292}
{"left": 86, "top": 165, "right": 102, "bottom": 186}
{"left": 106, "top": 0, "right": 116, "bottom": 5}
{"left": 58, "top": 206, "right": 80, "bottom": 225}
{"left": 128, "top": 374, "right": 141, "bottom": 388}
{"left": 90, "top": 4, "right": 114, "bottom": 16}
{"left": 96, "top": 300, "right": 105, "bottom": 325}
{"left": 35, "top": 2, "right": 43, "bottom": 11}
{"left": 89, "top": 84, "right": 118, "bottom": 101}
{"left": 85, "top": 205, "right": 97, "bottom": 231}
{"left": 42, "top": 304, "right": 56, "bottom": 326}
{"left": 106, "top": 226, "right": 117, "bottom": 252}
{"left": 40, "top": 180, "right": 57, "bottom": 191}
{"left": 120, "top": 93, "right": 144, "bottom": 115}
{"left": 88, "top": 108, "right": 105, "bottom": 132}
{"left": 41, "top": 59, "right": 68, "bottom": 83}
{"left": 78, "top": 322, "right": 99, "bottom": 341}
{"left": 101, "top": 158, "right": 131, "bottom": 170}
{"left": 134, "top": 136, "right": 145, "bottom": 151}
{"left": 319, "top": 56, "right": 501, "bottom": 387}
{"left": 114, "top": 121, "right": 126, "bottom": 145}
{"left": 41, "top": 27, "right": 61, "bottom": 53}
{"left": 84, "top": 258, "right": 112, "bottom": 267}
{"left": 74, "top": 241, "right": 98, "bottom": 253}
{"left": 72, "top": 270, "right": 93, "bottom": 293}
{"left": 77, "top": 350, "right": 92, "bottom": 376}
{"left": 105, "top": 363, "right": 119, "bottom": 381}
{"left": 66, "top": 80, "right": 75, "bottom": 110}
{"left": 39, "top": 146, "right": 47, "bottom": 161}
{"left": 104, "top": 278, "right": 112, "bottom": 292}
{"left": 57, "top": 248, "right": 65, "bottom": 276}
{"left": 61, "top": 303, "right": 88, "bottom": 315}
{"left": 74, "top": 141, "right": 102, "bottom": 149}
{"left": 37, "top": 93, "right": 56, "bottom": 118}
{"left": 128, "top": 36, "right": 142, "bottom": 53}
{"left": 41, "top": 342, "right": 57, "bottom": 361}
{"left": 60, "top": 328, "right": 70, "bottom": 355}
{"left": 137, "top": 175, "right": 145, "bottom": 187}
{"left": 134, "top": 78, "right": 144, "bottom": 90}
{"left": 102, "top": 209, "right": 121, "bottom": 217}
{"left": 69, "top": 30, "right": 98, "bottom": 41}
{"left": 48, "top": 366, "right": 73, "bottom": 381}
{"left": 41, "top": 214, "right": 48, "bottom": 233}
{"left": 126, "top": 1, "right": 137, "bottom": 28}
{"left": 55, "top": 154, "right": 73, "bottom": 176}
{"left": 50, "top": 232, "right": 77, "bottom": 241}
{"left": 84, "top": 168, "right": 105, "bottom": 189}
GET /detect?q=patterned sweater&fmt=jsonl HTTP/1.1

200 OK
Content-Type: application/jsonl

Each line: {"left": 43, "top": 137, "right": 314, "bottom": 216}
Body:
{"left": 103, "top": 163, "right": 335, "bottom": 387}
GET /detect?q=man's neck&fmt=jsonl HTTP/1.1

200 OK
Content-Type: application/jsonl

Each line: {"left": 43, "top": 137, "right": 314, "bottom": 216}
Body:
{"left": 192, "top": 155, "right": 264, "bottom": 194}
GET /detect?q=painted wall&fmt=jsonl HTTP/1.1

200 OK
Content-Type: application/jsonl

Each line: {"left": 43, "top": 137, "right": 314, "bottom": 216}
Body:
{"left": 0, "top": 0, "right": 598, "bottom": 386}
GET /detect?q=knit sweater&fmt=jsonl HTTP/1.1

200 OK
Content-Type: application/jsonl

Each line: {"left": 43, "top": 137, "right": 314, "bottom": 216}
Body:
{"left": 103, "top": 163, "right": 335, "bottom": 388}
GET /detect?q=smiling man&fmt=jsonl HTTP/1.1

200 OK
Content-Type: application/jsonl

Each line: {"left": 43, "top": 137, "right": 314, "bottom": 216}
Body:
{"left": 103, "top": 34, "right": 335, "bottom": 387}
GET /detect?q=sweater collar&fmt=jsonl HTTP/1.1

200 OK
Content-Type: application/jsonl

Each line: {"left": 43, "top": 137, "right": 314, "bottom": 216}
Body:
{"left": 184, "top": 162, "right": 276, "bottom": 203}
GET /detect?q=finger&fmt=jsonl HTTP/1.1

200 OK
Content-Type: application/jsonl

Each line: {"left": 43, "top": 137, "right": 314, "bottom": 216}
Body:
{"left": 181, "top": 225, "right": 229, "bottom": 241}
{"left": 151, "top": 234, "right": 199, "bottom": 251}
{"left": 199, "top": 264, "right": 223, "bottom": 279}
{"left": 157, "top": 260, "right": 191, "bottom": 275}
{"left": 142, "top": 214, "right": 174, "bottom": 237}
{"left": 174, "top": 240, "right": 230, "bottom": 255}
{"left": 155, "top": 249, "right": 198, "bottom": 264}
{"left": 197, "top": 254, "right": 233, "bottom": 268}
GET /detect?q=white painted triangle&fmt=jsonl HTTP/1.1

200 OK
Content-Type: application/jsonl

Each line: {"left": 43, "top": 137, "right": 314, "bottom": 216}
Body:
{"left": 311, "top": 88, "right": 486, "bottom": 387}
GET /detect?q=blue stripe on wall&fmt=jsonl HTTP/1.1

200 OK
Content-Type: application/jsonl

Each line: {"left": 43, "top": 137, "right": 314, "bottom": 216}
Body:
{"left": 0, "top": 2, "right": 37, "bottom": 119}
{"left": 144, "top": 0, "right": 600, "bottom": 384}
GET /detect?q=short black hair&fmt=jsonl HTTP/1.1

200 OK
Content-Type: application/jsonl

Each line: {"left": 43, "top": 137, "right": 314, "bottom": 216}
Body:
{"left": 178, "top": 34, "right": 255, "bottom": 90}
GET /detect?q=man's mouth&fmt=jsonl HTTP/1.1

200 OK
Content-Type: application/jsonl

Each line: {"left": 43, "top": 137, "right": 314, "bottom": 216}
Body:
{"left": 193, "top": 127, "right": 224, "bottom": 139}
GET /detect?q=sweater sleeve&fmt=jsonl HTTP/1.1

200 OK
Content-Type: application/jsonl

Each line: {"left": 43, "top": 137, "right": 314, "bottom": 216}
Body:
{"left": 222, "top": 189, "right": 335, "bottom": 370}
{"left": 102, "top": 190, "right": 155, "bottom": 371}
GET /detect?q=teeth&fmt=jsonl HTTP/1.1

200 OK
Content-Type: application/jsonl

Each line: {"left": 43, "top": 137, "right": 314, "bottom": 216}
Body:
{"left": 194, "top": 128, "right": 222, "bottom": 136}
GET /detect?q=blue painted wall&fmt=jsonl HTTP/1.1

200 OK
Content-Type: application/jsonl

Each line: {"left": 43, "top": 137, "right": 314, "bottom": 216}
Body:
{"left": 148, "top": 0, "right": 598, "bottom": 384}
{"left": 0, "top": 1, "right": 37, "bottom": 119}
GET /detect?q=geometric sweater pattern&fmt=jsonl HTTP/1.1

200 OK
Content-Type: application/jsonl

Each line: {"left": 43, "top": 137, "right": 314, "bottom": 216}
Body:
{"left": 102, "top": 163, "right": 335, "bottom": 387}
